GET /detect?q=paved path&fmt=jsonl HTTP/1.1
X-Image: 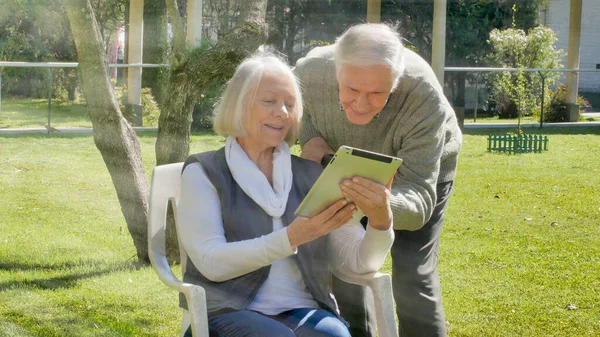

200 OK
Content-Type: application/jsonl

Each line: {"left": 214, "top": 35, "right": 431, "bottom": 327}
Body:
{"left": 0, "top": 126, "right": 158, "bottom": 134}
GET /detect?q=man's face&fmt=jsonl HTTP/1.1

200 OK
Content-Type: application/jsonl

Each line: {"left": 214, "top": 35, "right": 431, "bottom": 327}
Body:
{"left": 337, "top": 63, "right": 394, "bottom": 125}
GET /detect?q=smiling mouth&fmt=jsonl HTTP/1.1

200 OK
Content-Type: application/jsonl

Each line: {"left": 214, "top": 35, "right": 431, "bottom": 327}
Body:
{"left": 265, "top": 124, "right": 284, "bottom": 131}
{"left": 348, "top": 107, "right": 370, "bottom": 115}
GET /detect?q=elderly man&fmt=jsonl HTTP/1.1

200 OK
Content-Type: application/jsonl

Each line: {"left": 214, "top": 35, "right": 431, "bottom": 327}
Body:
{"left": 294, "top": 23, "right": 462, "bottom": 337}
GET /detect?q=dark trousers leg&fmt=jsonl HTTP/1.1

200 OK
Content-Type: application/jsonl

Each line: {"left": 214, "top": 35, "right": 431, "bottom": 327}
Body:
{"left": 331, "top": 274, "right": 376, "bottom": 337}
{"left": 392, "top": 181, "right": 453, "bottom": 337}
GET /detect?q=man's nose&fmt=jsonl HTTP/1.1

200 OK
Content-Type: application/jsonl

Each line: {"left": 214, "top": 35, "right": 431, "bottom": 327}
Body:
{"left": 356, "top": 94, "right": 370, "bottom": 111}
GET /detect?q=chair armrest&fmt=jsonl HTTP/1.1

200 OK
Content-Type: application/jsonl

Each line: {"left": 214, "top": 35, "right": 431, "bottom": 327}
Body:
{"left": 331, "top": 265, "right": 399, "bottom": 337}
{"left": 182, "top": 283, "right": 209, "bottom": 337}
{"left": 149, "top": 252, "right": 209, "bottom": 337}
{"left": 150, "top": 251, "right": 188, "bottom": 291}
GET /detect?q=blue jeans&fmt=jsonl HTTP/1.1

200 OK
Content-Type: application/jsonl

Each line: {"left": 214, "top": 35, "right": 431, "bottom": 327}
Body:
{"left": 333, "top": 181, "right": 454, "bottom": 337}
{"left": 184, "top": 308, "right": 350, "bottom": 337}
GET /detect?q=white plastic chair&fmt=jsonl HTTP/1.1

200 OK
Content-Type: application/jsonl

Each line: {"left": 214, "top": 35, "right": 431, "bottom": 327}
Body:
{"left": 148, "top": 162, "right": 399, "bottom": 337}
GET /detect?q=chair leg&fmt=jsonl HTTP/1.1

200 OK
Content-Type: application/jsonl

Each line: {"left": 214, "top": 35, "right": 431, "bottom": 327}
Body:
{"left": 181, "top": 309, "right": 191, "bottom": 337}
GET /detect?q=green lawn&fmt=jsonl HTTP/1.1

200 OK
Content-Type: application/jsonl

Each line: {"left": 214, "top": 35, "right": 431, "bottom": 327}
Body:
{"left": 1, "top": 128, "right": 599, "bottom": 336}
{"left": 0, "top": 98, "right": 92, "bottom": 129}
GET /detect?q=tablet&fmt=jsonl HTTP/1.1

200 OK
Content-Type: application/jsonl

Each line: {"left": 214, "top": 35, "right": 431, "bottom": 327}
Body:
{"left": 294, "top": 146, "right": 402, "bottom": 218}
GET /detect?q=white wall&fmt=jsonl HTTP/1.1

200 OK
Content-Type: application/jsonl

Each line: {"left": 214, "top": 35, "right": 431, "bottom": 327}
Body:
{"left": 546, "top": 0, "right": 600, "bottom": 92}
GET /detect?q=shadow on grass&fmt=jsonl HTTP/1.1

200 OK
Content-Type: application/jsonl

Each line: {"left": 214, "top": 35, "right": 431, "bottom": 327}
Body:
{"left": 0, "top": 260, "right": 143, "bottom": 292}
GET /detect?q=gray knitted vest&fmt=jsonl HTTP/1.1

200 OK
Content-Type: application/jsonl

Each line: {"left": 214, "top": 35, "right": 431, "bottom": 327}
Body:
{"left": 179, "top": 148, "right": 338, "bottom": 317}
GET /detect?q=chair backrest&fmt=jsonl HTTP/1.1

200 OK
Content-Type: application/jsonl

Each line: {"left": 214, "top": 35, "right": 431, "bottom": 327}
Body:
{"left": 148, "top": 162, "right": 188, "bottom": 282}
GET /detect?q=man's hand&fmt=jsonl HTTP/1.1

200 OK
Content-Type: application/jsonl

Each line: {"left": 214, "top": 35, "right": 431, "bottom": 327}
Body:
{"left": 287, "top": 199, "right": 356, "bottom": 249}
{"left": 340, "top": 176, "right": 393, "bottom": 231}
{"left": 300, "top": 137, "right": 335, "bottom": 163}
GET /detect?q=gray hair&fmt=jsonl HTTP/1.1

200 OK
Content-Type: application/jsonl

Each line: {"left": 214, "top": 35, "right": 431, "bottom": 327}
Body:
{"left": 212, "top": 49, "right": 303, "bottom": 146}
{"left": 333, "top": 23, "right": 405, "bottom": 89}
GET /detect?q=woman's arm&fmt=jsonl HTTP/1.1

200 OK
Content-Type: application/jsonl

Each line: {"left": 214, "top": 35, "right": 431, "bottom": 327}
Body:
{"left": 328, "top": 221, "right": 394, "bottom": 274}
{"left": 178, "top": 163, "right": 295, "bottom": 282}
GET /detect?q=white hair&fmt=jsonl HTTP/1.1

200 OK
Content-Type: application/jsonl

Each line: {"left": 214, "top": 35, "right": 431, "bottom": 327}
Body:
{"left": 334, "top": 23, "right": 405, "bottom": 89}
{"left": 212, "top": 49, "right": 303, "bottom": 146}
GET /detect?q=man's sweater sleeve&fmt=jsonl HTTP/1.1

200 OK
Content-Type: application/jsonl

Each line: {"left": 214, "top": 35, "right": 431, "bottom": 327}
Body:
{"left": 388, "top": 84, "right": 447, "bottom": 231}
{"left": 299, "top": 105, "right": 322, "bottom": 147}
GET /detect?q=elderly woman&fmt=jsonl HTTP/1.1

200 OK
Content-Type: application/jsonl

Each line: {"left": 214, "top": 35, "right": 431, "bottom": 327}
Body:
{"left": 177, "top": 51, "right": 394, "bottom": 337}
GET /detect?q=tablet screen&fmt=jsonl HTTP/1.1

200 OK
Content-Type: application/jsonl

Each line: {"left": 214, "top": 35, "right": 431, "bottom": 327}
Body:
{"left": 294, "top": 146, "right": 402, "bottom": 218}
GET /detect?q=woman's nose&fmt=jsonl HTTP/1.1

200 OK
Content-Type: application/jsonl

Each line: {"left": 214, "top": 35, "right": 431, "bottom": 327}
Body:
{"left": 274, "top": 102, "right": 289, "bottom": 117}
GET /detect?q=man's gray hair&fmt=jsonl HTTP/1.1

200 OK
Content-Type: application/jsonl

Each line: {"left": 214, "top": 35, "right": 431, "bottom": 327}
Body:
{"left": 212, "top": 48, "right": 303, "bottom": 146}
{"left": 334, "top": 23, "right": 405, "bottom": 89}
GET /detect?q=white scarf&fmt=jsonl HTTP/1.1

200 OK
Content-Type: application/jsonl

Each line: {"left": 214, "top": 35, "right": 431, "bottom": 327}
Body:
{"left": 225, "top": 136, "right": 293, "bottom": 218}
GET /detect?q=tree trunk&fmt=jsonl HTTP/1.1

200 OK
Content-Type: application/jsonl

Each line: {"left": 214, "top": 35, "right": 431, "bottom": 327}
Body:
{"left": 155, "top": 0, "right": 268, "bottom": 166}
{"left": 63, "top": 0, "right": 150, "bottom": 264}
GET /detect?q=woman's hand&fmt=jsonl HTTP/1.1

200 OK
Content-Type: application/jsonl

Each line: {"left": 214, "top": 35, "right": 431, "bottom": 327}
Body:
{"left": 340, "top": 176, "right": 393, "bottom": 231}
{"left": 287, "top": 199, "right": 356, "bottom": 249}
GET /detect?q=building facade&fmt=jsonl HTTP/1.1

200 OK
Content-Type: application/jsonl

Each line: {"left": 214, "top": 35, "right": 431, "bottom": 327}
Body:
{"left": 543, "top": 0, "right": 600, "bottom": 92}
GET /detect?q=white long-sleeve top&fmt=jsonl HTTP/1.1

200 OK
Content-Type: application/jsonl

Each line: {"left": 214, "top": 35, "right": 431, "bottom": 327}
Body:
{"left": 178, "top": 162, "right": 394, "bottom": 315}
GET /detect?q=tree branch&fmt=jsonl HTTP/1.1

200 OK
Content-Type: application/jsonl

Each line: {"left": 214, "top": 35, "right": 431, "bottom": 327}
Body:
{"left": 165, "top": 0, "right": 187, "bottom": 67}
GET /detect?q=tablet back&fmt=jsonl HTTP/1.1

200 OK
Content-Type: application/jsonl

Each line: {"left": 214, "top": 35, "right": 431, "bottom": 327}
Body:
{"left": 294, "top": 146, "right": 402, "bottom": 218}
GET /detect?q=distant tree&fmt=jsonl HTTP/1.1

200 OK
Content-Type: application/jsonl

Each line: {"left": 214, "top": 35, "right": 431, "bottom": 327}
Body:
{"left": 487, "top": 23, "right": 563, "bottom": 119}
{"left": 381, "top": 0, "right": 547, "bottom": 108}
{"left": 204, "top": 0, "right": 242, "bottom": 40}
{"left": 266, "top": 0, "right": 365, "bottom": 63}
{"left": 89, "top": 0, "right": 126, "bottom": 55}
{"left": 0, "top": 0, "right": 124, "bottom": 100}
{"left": 0, "top": 0, "right": 78, "bottom": 98}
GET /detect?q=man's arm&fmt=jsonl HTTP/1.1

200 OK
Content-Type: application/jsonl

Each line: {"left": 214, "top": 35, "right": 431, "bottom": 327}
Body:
{"left": 298, "top": 106, "right": 334, "bottom": 163}
{"left": 388, "top": 96, "right": 448, "bottom": 231}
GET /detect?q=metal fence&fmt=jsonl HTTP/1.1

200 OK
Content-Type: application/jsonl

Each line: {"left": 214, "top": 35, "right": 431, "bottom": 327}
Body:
{"left": 0, "top": 62, "right": 598, "bottom": 128}
{"left": 444, "top": 67, "right": 600, "bottom": 126}
{"left": 0, "top": 62, "right": 168, "bottom": 128}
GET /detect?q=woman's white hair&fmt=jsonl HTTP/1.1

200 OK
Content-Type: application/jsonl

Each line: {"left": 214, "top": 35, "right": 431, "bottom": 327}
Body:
{"left": 334, "top": 23, "right": 405, "bottom": 89}
{"left": 212, "top": 48, "right": 303, "bottom": 146}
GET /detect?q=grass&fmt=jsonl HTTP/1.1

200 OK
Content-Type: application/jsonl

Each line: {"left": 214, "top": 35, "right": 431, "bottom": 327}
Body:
{"left": 1, "top": 127, "right": 599, "bottom": 336}
{"left": 441, "top": 127, "right": 600, "bottom": 336}
{"left": 0, "top": 98, "right": 92, "bottom": 129}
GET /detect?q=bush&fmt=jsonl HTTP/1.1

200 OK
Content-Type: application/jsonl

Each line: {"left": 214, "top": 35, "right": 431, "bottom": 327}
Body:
{"left": 1, "top": 68, "right": 50, "bottom": 98}
{"left": 116, "top": 87, "right": 161, "bottom": 126}
{"left": 537, "top": 84, "right": 591, "bottom": 123}
{"left": 191, "top": 82, "right": 225, "bottom": 131}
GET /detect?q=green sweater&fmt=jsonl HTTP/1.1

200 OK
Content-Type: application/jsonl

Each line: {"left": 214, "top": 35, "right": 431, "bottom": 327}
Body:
{"left": 294, "top": 46, "right": 462, "bottom": 231}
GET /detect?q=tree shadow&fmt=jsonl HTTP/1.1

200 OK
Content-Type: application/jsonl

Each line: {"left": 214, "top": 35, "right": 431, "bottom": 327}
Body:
{"left": 0, "top": 260, "right": 140, "bottom": 292}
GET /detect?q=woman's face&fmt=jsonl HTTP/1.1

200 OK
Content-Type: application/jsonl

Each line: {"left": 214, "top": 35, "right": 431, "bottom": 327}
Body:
{"left": 337, "top": 63, "right": 394, "bottom": 125}
{"left": 240, "top": 68, "right": 297, "bottom": 152}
